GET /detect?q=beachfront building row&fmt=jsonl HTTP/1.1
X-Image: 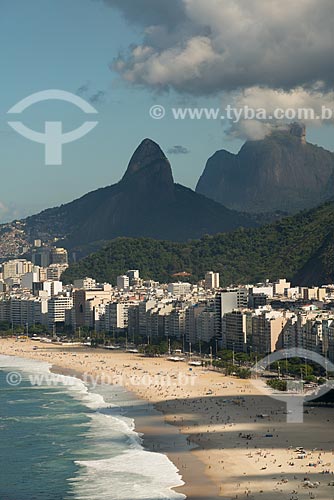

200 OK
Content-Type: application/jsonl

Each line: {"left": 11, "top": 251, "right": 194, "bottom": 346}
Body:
{"left": 1, "top": 262, "right": 334, "bottom": 360}
{"left": 2, "top": 290, "right": 334, "bottom": 361}
{"left": 0, "top": 294, "right": 73, "bottom": 328}
{"left": 222, "top": 307, "right": 334, "bottom": 358}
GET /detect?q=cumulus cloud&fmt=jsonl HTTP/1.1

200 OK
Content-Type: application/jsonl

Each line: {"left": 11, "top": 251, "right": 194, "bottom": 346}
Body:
{"left": 224, "top": 85, "right": 334, "bottom": 139}
{"left": 106, "top": 0, "right": 334, "bottom": 95}
{"left": 103, "top": 0, "right": 334, "bottom": 138}
{"left": 167, "top": 145, "right": 190, "bottom": 155}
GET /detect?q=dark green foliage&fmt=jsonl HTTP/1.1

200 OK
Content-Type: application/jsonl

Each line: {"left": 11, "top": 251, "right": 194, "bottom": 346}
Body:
{"left": 212, "top": 359, "right": 251, "bottom": 378}
{"left": 20, "top": 139, "right": 256, "bottom": 255}
{"left": 267, "top": 379, "right": 288, "bottom": 391}
{"left": 62, "top": 201, "right": 334, "bottom": 287}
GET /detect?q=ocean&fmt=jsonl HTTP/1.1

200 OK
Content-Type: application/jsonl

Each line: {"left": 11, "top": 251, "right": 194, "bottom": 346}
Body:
{"left": 0, "top": 355, "right": 185, "bottom": 500}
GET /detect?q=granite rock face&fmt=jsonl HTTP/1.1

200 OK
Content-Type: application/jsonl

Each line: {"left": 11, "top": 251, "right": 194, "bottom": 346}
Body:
{"left": 196, "top": 124, "right": 334, "bottom": 214}
{"left": 2, "top": 139, "right": 256, "bottom": 259}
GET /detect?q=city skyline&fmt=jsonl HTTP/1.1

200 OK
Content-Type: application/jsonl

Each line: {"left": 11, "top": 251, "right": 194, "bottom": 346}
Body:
{"left": 1, "top": 3, "right": 334, "bottom": 500}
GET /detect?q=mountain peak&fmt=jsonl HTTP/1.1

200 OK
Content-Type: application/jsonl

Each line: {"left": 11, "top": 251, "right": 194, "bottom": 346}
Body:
{"left": 196, "top": 132, "right": 334, "bottom": 214}
{"left": 288, "top": 122, "right": 306, "bottom": 144}
{"left": 123, "top": 138, "right": 173, "bottom": 181}
{"left": 270, "top": 122, "right": 306, "bottom": 145}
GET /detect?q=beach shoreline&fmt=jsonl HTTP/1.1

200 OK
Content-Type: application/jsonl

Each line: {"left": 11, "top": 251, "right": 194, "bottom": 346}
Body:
{"left": 1, "top": 338, "right": 334, "bottom": 500}
{"left": 0, "top": 340, "right": 220, "bottom": 500}
{"left": 50, "top": 363, "right": 219, "bottom": 500}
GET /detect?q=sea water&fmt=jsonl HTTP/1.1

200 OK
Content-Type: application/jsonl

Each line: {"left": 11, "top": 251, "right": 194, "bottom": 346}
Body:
{"left": 0, "top": 355, "right": 185, "bottom": 500}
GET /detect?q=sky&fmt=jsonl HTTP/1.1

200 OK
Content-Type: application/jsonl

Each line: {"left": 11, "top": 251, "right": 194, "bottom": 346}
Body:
{"left": 0, "top": 0, "right": 333, "bottom": 222}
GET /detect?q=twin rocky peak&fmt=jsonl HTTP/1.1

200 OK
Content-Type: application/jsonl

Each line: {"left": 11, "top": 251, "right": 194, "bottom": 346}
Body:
{"left": 23, "top": 129, "right": 334, "bottom": 253}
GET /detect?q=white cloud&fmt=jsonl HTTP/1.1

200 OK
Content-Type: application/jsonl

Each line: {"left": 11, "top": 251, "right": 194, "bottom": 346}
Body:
{"left": 225, "top": 85, "right": 334, "bottom": 139}
{"left": 107, "top": 0, "right": 334, "bottom": 95}
{"left": 104, "top": 0, "right": 334, "bottom": 139}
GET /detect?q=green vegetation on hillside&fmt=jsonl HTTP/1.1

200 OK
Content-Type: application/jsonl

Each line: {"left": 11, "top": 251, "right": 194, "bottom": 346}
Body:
{"left": 62, "top": 201, "right": 334, "bottom": 286}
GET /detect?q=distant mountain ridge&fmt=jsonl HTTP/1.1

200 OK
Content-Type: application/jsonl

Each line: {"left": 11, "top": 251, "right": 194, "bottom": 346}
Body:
{"left": 62, "top": 200, "right": 334, "bottom": 287}
{"left": 196, "top": 124, "right": 334, "bottom": 214}
{"left": 0, "top": 139, "right": 256, "bottom": 260}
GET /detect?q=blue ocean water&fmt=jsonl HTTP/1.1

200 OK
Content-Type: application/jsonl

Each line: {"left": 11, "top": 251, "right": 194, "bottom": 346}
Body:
{"left": 0, "top": 355, "right": 185, "bottom": 500}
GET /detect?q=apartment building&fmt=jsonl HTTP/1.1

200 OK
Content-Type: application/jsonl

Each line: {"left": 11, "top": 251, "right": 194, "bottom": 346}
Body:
{"left": 117, "top": 275, "right": 130, "bottom": 290}
{"left": 48, "top": 294, "right": 73, "bottom": 326}
{"left": 223, "top": 310, "right": 252, "bottom": 352}
{"left": 251, "top": 310, "right": 287, "bottom": 354}
{"left": 3, "top": 259, "right": 33, "bottom": 280}
{"left": 205, "top": 272, "right": 220, "bottom": 290}
{"left": 73, "top": 287, "right": 113, "bottom": 327}
{"left": 168, "top": 282, "right": 192, "bottom": 297}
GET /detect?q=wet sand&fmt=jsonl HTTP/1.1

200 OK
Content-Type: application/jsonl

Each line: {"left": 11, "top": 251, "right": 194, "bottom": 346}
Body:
{"left": 1, "top": 339, "right": 334, "bottom": 500}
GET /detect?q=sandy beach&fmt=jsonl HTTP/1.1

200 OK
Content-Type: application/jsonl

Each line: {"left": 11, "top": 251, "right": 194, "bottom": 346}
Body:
{"left": 1, "top": 339, "right": 334, "bottom": 500}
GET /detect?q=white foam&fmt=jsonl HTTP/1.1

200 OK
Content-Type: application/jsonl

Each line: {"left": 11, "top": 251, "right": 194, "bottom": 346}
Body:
{"left": 0, "top": 354, "right": 186, "bottom": 499}
{"left": 68, "top": 395, "right": 186, "bottom": 499}
{"left": 0, "top": 354, "right": 110, "bottom": 410}
{"left": 63, "top": 379, "right": 111, "bottom": 410}
{"left": 0, "top": 354, "right": 51, "bottom": 374}
{"left": 71, "top": 448, "right": 185, "bottom": 500}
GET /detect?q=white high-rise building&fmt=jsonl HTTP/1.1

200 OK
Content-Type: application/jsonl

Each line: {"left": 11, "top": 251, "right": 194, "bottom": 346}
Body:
{"left": 117, "top": 275, "right": 130, "bottom": 290}
{"left": 220, "top": 291, "right": 238, "bottom": 316}
{"left": 48, "top": 294, "right": 73, "bottom": 326}
{"left": 21, "top": 272, "right": 40, "bottom": 290}
{"left": 138, "top": 300, "right": 156, "bottom": 337}
{"left": 8, "top": 297, "right": 48, "bottom": 327}
{"left": 168, "top": 282, "right": 192, "bottom": 297}
{"left": 3, "top": 259, "right": 33, "bottom": 280}
{"left": 205, "top": 272, "right": 220, "bottom": 290}
{"left": 126, "top": 270, "right": 139, "bottom": 280}
{"left": 106, "top": 302, "right": 132, "bottom": 330}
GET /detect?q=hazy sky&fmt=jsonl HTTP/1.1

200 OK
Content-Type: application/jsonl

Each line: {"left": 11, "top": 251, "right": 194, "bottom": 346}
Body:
{"left": 0, "top": 0, "right": 333, "bottom": 222}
